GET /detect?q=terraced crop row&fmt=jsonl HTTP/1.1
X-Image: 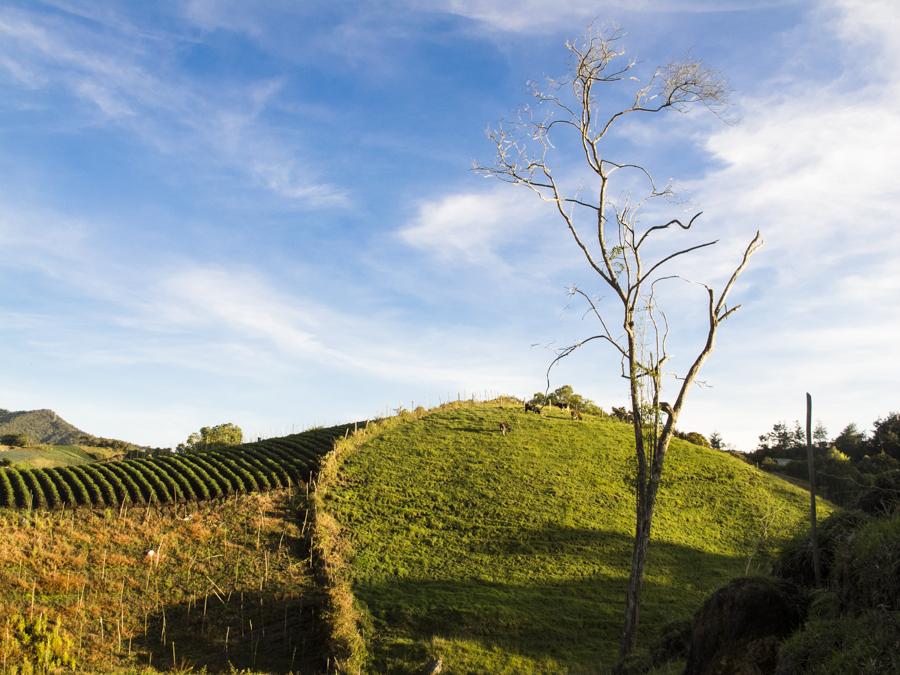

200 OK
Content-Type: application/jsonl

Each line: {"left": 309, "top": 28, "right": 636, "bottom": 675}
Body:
{"left": 0, "top": 423, "right": 356, "bottom": 510}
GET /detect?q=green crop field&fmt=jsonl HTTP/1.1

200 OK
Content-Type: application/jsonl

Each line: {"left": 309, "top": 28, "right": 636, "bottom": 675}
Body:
{"left": 0, "top": 444, "right": 122, "bottom": 469}
{"left": 0, "top": 424, "right": 355, "bottom": 510}
{"left": 323, "top": 403, "right": 829, "bottom": 673}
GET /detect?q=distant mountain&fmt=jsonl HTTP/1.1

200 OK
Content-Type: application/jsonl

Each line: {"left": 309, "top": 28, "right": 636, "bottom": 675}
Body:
{"left": 0, "top": 408, "right": 92, "bottom": 445}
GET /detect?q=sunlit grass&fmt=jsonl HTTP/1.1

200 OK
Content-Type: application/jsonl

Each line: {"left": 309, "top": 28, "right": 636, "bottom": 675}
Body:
{"left": 326, "top": 403, "right": 828, "bottom": 672}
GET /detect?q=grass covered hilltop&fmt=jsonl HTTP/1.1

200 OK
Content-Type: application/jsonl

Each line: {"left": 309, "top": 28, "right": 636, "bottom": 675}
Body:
{"left": 322, "top": 402, "right": 828, "bottom": 673}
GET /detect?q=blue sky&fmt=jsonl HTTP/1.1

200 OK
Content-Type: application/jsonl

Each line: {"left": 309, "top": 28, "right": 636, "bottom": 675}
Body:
{"left": 1, "top": 0, "right": 898, "bottom": 449}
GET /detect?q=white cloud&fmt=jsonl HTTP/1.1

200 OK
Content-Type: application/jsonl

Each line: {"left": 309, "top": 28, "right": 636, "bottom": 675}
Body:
{"left": 398, "top": 188, "right": 547, "bottom": 265}
{"left": 667, "top": 0, "right": 900, "bottom": 447}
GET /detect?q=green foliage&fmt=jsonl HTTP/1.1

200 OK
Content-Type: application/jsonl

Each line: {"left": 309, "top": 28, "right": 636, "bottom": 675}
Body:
{"left": 871, "top": 412, "right": 900, "bottom": 460}
{"left": 324, "top": 403, "right": 819, "bottom": 672}
{"left": 7, "top": 468, "right": 32, "bottom": 509}
{"left": 526, "top": 385, "right": 605, "bottom": 415}
{"left": 76, "top": 435, "right": 138, "bottom": 453}
{"left": 836, "top": 513, "right": 900, "bottom": 612}
{"left": 1, "top": 433, "right": 30, "bottom": 447}
{"left": 177, "top": 422, "right": 243, "bottom": 452}
{"left": 20, "top": 471, "right": 46, "bottom": 509}
{"left": 611, "top": 405, "right": 634, "bottom": 422}
{"left": 79, "top": 466, "right": 116, "bottom": 506}
{"left": 776, "top": 611, "right": 900, "bottom": 674}
{"left": 0, "top": 470, "right": 15, "bottom": 508}
{"left": 833, "top": 423, "right": 867, "bottom": 461}
{"left": 53, "top": 467, "right": 90, "bottom": 506}
{"left": 774, "top": 509, "right": 871, "bottom": 589}
{"left": 754, "top": 421, "right": 806, "bottom": 461}
{"left": 1, "top": 613, "right": 77, "bottom": 674}
{"left": 674, "top": 431, "right": 710, "bottom": 447}
{"left": 31, "top": 469, "right": 61, "bottom": 509}
{"left": 43, "top": 468, "right": 76, "bottom": 506}
{"left": 855, "top": 469, "right": 900, "bottom": 515}
{"left": 0, "top": 425, "right": 352, "bottom": 510}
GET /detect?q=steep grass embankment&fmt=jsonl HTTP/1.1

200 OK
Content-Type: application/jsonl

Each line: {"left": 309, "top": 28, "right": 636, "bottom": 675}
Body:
{"left": 323, "top": 403, "right": 829, "bottom": 673}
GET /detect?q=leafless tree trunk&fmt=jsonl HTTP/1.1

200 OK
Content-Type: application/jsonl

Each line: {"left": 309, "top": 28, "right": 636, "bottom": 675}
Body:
{"left": 477, "top": 28, "right": 762, "bottom": 667}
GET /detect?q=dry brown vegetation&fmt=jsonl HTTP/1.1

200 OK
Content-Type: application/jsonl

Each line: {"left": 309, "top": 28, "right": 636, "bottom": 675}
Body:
{"left": 0, "top": 489, "right": 326, "bottom": 673}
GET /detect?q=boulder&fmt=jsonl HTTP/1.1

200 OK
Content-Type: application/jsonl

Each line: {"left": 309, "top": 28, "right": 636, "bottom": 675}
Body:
{"left": 684, "top": 576, "right": 806, "bottom": 675}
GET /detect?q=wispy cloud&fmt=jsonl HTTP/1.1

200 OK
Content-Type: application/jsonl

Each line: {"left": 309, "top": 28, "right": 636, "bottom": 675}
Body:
{"left": 421, "top": 0, "right": 794, "bottom": 33}
{"left": 0, "top": 4, "right": 347, "bottom": 207}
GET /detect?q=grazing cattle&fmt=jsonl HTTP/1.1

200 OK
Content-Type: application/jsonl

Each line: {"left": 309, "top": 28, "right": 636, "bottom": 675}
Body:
{"left": 570, "top": 409, "right": 583, "bottom": 420}
{"left": 524, "top": 402, "right": 542, "bottom": 414}
{"left": 499, "top": 422, "right": 510, "bottom": 435}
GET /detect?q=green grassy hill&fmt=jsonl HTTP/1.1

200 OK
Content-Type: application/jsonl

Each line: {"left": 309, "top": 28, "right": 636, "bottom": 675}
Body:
{"left": 322, "top": 403, "right": 829, "bottom": 673}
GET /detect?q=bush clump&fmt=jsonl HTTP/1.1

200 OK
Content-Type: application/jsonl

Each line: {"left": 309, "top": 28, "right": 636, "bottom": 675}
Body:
{"left": 0, "top": 613, "right": 77, "bottom": 673}
{"left": 776, "top": 611, "right": 900, "bottom": 675}
{"left": 834, "top": 513, "right": 900, "bottom": 612}
{"left": 0, "top": 433, "right": 29, "bottom": 447}
{"left": 773, "top": 509, "right": 871, "bottom": 589}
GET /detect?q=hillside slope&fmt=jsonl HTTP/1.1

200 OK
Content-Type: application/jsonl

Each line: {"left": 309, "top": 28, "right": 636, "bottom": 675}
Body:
{"left": 0, "top": 444, "right": 122, "bottom": 469}
{"left": 323, "top": 403, "right": 829, "bottom": 673}
{"left": 0, "top": 408, "right": 91, "bottom": 444}
{"left": 0, "top": 421, "right": 357, "bottom": 673}
{"left": 0, "top": 490, "right": 326, "bottom": 673}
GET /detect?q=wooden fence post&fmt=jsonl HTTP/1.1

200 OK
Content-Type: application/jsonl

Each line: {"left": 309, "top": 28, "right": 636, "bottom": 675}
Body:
{"left": 806, "top": 392, "right": 822, "bottom": 587}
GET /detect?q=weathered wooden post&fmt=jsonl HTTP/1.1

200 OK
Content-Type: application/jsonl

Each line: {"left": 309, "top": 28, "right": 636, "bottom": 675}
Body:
{"left": 806, "top": 392, "right": 822, "bottom": 587}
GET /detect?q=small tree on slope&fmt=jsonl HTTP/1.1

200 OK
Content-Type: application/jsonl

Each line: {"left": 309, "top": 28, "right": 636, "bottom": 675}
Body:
{"left": 477, "top": 28, "right": 761, "bottom": 667}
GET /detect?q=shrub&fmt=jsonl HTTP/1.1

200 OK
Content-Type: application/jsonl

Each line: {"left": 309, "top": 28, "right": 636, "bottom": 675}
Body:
{"left": 43, "top": 468, "right": 77, "bottom": 507}
{"left": 31, "top": 469, "right": 61, "bottom": 509}
{"left": 149, "top": 458, "right": 197, "bottom": 501}
{"left": 55, "top": 467, "right": 91, "bottom": 506}
{"left": 177, "top": 455, "right": 222, "bottom": 499}
{"left": 774, "top": 510, "right": 871, "bottom": 589}
{"left": 115, "top": 462, "right": 157, "bottom": 503}
{"left": 0, "top": 433, "right": 29, "bottom": 447}
{"left": 67, "top": 466, "right": 105, "bottom": 506}
{"left": 855, "top": 469, "right": 900, "bottom": 515}
{"left": 130, "top": 460, "right": 177, "bottom": 503}
{"left": 835, "top": 513, "right": 900, "bottom": 612}
{"left": 20, "top": 470, "right": 47, "bottom": 509}
{"left": 178, "top": 457, "right": 224, "bottom": 498}
{"left": 776, "top": 611, "right": 900, "bottom": 674}
{"left": 101, "top": 463, "right": 144, "bottom": 504}
{"left": 167, "top": 457, "right": 212, "bottom": 500}
{"left": 6, "top": 468, "right": 33, "bottom": 509}
{"left": 0, "top": 469, "right": 15, "bottom": 508}
{"left": 3, "top": 613, "right": 77, "bottom": 673}
{"left": 90, "top": 464, "right": 131, "bottom": 505}
{"left": 79, "top": 465, "right": 118, "bottom": 506}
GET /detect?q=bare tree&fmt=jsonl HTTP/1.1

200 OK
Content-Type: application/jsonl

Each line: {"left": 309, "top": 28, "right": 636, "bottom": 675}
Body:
{"left": 477, "top": 28, "right": 762, "bottom": 666}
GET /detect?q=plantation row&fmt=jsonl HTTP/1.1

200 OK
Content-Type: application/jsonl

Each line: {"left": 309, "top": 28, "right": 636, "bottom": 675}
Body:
{"left": 0, "top": 424, "right": 354, "bottom": 510}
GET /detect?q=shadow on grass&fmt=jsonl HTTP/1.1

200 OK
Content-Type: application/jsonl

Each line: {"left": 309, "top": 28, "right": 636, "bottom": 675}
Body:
{"left": 355, "top": 526, "right": 742, "bottom": 673}
{"left": 135, "top": 588, "right": 328, "bottom": 674}
{"left": 134, "top": 497, "right": 328, "bottom": 674}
